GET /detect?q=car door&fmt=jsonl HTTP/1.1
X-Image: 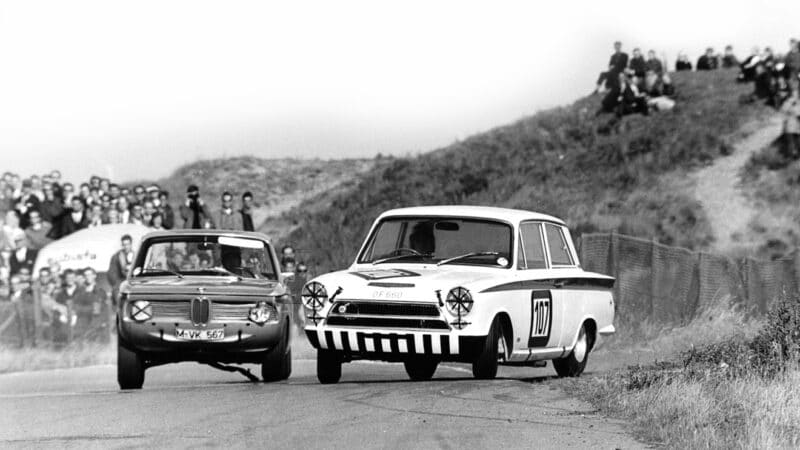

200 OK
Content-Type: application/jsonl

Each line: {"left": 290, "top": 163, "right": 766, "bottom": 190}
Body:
{"left": 518, "top": 222, "right": 556, "bottom": 349}
{"left": 542, "top": 223, "right": 580, "bottom": 348}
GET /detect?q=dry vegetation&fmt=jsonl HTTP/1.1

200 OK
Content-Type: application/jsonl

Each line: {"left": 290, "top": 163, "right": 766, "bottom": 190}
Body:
{"left": 566, "top": 295, "right": 800, "bottom": 448}
{"left": 0, "top": 340, "right": 115, "bottom": 373}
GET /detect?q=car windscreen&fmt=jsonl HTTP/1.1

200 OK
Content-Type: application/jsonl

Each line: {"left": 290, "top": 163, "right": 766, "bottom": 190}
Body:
{"left": 358, "top": 217, "right": 513, "bottom": 267}
{"left": 133, "top": 235, "right": 277, "bottom": 280}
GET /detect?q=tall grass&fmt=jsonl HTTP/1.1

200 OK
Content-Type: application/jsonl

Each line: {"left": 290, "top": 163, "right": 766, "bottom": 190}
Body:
{"left": 0, "top": 341, "right": 115, "bottom": 373}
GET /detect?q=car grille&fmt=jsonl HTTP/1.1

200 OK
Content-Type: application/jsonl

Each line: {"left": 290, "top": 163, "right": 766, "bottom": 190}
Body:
{"left": 147, "top": 300, "right": 260, "bottom": 321}
{"left": 327, "top": 301, "right": 448, "bottom": 330}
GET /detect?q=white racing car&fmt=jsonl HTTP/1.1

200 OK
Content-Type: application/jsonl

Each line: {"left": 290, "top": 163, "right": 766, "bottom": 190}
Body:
{"left": 301, "top": 206, "right": 615, "bottom": 383}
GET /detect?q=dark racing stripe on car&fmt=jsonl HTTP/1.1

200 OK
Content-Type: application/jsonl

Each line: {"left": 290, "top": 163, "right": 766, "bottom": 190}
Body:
{"left": 422, "top": 334, "right": 433, "bottom": 354}
{"left": 390, "top": 335, "right": 400, "bottom": 353}
{"left": 340, "top": 331, "right": 351, "bottom": 353}
{"left": 406, "top": 334, "right": 416, "bottom": 353}
{"left": 325, "top": 330, "right": 335, "bottom": 350}
{"left": 440, "top": 335, "right": 450, "bottom": 355}
{"left": 480, "top": 277, "right": 614, "bottom": 293}
{"left": 305, "top": 330, "right": 320, "bottom": 349}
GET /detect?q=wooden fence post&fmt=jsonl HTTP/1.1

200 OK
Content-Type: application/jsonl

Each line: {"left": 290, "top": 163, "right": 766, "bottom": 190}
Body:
{"left": 650, "top": 238, "right": 657, "bottom": 321}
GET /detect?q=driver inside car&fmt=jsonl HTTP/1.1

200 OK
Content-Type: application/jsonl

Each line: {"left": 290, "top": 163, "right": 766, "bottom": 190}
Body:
{"left": 409, "top": 222, "right": 435, "bottom": 255}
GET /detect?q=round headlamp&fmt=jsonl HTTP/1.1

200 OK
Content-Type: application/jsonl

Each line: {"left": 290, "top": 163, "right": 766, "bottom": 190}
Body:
{"left": 445, "top": 287, "right": 473, "bottom": 317}
{"left": 249, "top": 301, "right": 275, "bottom": 324}
{"left": 130, "top": 300, "right": 152, "bottom": 322}
{"left": 301, "top": 282, "right": 328, "bottom": 311}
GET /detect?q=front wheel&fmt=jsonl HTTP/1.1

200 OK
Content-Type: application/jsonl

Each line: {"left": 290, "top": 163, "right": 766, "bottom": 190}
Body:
{"left": 472, "top": 317, "right": 506, "bottom": 379}
{"left": 553, "top": 324, "right": 591, "bottom": 377}
{"left": 404, "top": 358, "right": 439, "bottom": 381}
{"left": 317, "top": 350, "right": 342, "bottom": 384}
{"left": 117, "top": 338, "right": 145, "bottom": 390}
{"left": 262, "top": 324, "right": 292, "bottom": 382}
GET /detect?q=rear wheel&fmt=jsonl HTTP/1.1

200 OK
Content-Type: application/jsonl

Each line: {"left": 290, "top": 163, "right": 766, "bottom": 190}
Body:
{"left": 317, "top": 350, "right": 342, "bottom": 384}
{"left": 117, "top": 337, "right": 145, "bottom": 390}
{"left": 472, "top": 317, "right": 506, "bottom": 380}
{"left": 403, "top": 358, "right": 439, "bottom": 381}
{"left": 553, "top": 324, "right": 591, "bottom": 377}
{"left": 262, "top": 323, "right": 292, "bottom": 382}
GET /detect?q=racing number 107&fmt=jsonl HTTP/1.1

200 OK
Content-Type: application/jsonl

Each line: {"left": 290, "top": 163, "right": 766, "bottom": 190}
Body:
{"left": 528, "top": 291, "right": 551, "bottom": 347}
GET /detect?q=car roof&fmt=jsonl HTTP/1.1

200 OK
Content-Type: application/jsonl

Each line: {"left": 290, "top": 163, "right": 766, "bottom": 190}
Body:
{"left": 376, "top": 205, "right": 565, "bottom": 225}
{"left": 141, "top": 229, "right": 274, "bottom": 243}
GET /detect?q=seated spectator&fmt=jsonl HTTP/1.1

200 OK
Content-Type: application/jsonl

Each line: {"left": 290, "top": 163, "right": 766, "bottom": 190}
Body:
{"left": 629, "top": 48, "right": 647, "bottom": 78}
{"left": 130, "top": 204, "right": 145, "bottom": 225}
{"left": 39, "top": 184, "right": 64, "bottom": 234}
{"left": 721, "top": 45, "right": 739, "bottom": 68}
{"left": 14, "top": 179, "right": 40, "bottom": 229}
{"left": 618, "top": 72, "right": 649, "bottom": 116}
{"left": 109, "top": 183, "right": 121, "bottom": 200}
{"left": 216, "top": 191, "right": 243, "bottom": 230}
{"left": 595, "top": 41, "right": 629, "bottom": 93}
{"left": 24, "top": 210, "right": 52, "bottom": 250}
{"left": 10, "top": 235, "right": 37, "bottom": 277}
{"left": 105, "top": 208, "right": 121, "bottom": 225}
{"left": 677, "top": 52, "right": 694, "bottom": 71}
{"left": 738, "top": 47, "right": 762, "bottom": 82}
{"left": 697, "top": 47, "right": 719, "bottom": 70}
{"left": 142, "top": 200, "right": 156, "bottom": 226}
{"left": 132, "top": 185, "right": 147, "bottom": 206}
{"left": 644, "top": 71, "right": 676, "bottom": 112}
{"left": 645, "top": 50, "right": 664, "bottom": 76}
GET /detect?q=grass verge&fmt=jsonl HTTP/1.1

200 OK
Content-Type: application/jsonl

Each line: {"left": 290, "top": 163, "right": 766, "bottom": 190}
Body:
{"left": 565, "top": 294, "right": 800, "bottom": 448}
{"left": 0, "top": 340, "right": 115, "bottom": 374}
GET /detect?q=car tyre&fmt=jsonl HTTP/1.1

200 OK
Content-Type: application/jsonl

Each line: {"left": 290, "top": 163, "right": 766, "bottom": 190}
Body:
{"left": 117, "top": 337, "right": 145, "bottom": 390}
{"left": 472, "top": 317, "right": 505, "bottom": 380}
{"left": 262, "top": 323, "right": 292, "bottom": 382}
{"left": 553, "top": 324, "right": 590, "bottom": 377}
{"left": 317, "top": 349, "right": 342, "bottom": 384}
{"left": 403, "top": 358, "right": 439, "bottom": 381}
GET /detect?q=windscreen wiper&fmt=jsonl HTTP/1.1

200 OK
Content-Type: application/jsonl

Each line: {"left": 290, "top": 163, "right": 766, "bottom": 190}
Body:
{"left": 372, "top": 252, "right": 430, "bottom": 265}
{"left": 437, "top": 251, "right": 499, "bottom": 266}
{"left": 140, "top": 268, "right": 184, "bottom": 279}
{"left": 206, "top": 267, "right": 243, "bottom": 281}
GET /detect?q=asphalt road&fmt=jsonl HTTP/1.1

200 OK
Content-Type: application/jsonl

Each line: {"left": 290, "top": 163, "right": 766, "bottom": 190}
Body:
{"left": 1, "top": 356, "right": 643, "bottom": 449}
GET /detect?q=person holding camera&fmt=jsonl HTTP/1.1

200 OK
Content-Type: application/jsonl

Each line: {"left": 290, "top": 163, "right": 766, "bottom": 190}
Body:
{"left": 179, "top": 185, "right": 214, "bottom": 229}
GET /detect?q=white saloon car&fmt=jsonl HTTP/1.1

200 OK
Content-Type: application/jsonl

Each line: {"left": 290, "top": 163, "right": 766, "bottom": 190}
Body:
{"left": 301, "top": 206, "right": 615, "bottom": 383}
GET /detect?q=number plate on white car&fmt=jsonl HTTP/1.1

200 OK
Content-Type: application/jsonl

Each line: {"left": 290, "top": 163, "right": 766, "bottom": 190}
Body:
{"left": 175, "top": 328, "right": 225, "bottom": 341}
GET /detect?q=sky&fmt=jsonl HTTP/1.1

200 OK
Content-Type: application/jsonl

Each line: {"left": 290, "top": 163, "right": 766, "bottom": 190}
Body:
{"left": 1, "top": 0, "right": 798, "bottom": 183}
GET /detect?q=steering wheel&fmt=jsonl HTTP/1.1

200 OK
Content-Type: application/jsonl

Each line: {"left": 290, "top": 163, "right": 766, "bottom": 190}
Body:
{"left": 392, "top": 247, "right": 424, "bottom": 256}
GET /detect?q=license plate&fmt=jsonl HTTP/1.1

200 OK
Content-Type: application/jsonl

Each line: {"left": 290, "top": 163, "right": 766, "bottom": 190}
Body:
{"left": 175, "top": 328, "right": 225, "bottom": 341}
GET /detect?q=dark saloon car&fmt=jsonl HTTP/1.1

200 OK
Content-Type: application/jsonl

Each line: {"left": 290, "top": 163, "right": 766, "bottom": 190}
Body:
{"left": 116, "top": 230, "right": 293, "bottom": 389}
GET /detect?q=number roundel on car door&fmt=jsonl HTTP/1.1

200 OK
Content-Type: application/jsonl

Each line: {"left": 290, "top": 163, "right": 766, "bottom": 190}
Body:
{"left": 528, "top": 290, "right": 552, "bottom": 347}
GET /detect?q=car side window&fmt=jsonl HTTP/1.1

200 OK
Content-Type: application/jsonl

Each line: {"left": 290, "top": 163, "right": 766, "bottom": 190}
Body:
{"left": 519, "top": 222, "right": 547, "bottom": 269}
{"left": 545, "top": 224, "right": 573, "bottom": 266}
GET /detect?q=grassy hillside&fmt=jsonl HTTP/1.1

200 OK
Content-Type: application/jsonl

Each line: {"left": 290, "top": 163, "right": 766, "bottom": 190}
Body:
{"left": 135, "top": 156, "right": 375, "bottom": 233}
{"left": 282, "top": 69, "right": 771, "bottom": 272}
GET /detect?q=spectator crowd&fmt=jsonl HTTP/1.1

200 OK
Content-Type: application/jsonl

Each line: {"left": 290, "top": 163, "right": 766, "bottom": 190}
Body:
{"left": 593, "top": 38, "right": 800, "bottom": 122}
{"left": 0, "top": 170, "right": 309, "bottom": 347}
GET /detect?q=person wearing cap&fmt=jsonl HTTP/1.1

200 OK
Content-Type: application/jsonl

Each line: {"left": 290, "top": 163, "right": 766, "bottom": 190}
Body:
{"left": 179, "top": 185, "right": 213, "bottom": 229}
{"left": 240, "top": 191, "right": 255, "bottom": 231}
{"left": 215, "top": 191, "right": 243, "bottom": 230}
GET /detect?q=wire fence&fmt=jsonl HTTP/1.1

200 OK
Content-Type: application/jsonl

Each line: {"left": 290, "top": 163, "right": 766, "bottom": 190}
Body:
{"left": 579, "top": 232, "right": 799, "bottom": 325}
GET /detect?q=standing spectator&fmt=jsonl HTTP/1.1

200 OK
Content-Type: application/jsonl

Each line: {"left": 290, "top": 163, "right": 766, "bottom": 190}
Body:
{"left": 87, "top": 204, "right": 104, "bottom": 227}
{"left": 132, "top": 185, "right": 147, "bottom": 206}
{"left": 108, "top": 234, "right": 134, "bottom": 304}
{"left": 179, "top": 185, "right": 214, "bottom": 229}
{"left": 99, "top": 178, "right": 111, "bottom": 195}
{"left": 129, "top": 204, "right": 146, "bottom": 226}
{"left": 629, "top": 48, "right": 647, "bottom": 78}
{"left": 59, "top": 197, "right": 88, "bottom": 237}
{"left": 10, "top": 235, "right": 37, "bottom": 276}
{"left": 14, "top": 179, "right": 41, "bottom": 228}
{"left": 150, "top": 212, "right": 166, "bottom": 230}
{"left": 109, "top": 183, "right": 121, "bottom": 200}
{"left": 39, "top": 184, "right": 64, "bottom": 232}
{"left": 10, "top": 275, "right": 36, "bottom": 347}
{"left": 595, "top": 41, "right": 629, "bottom": 93}
{"left": 117, "top": 196, "right": 131, "bottom": 224}
{"left": 697, "top": 47, "right": 719, "bottom": 71}
{"left": 142, "top": 200, "right": 156, "bottom": 226}
{"left": 3, "top": 210, "right": 24, "bottom": 249}
{"left": 280, "top": 245, "right": 296, "bottom": 270}
{"left": 290, "top": 262, "right": 308, "bottom": 331}
{"left": 785, "top": 39, "right": 800, "bottom": 84}
{"left": 645, "top": 50, "right": 664, "bottom": 76}
{"left": 61, "top": 182, "right": 75, "bottom": 207}
{"left": 158, "top": 190, "right": 175, "bottom": 229}
{"left": 55, "top": 269, "right": 82, "bottom": 341}
{"left": 105, "top": 208, "right": 121, "bottom": 225}
{"left": 240, "top": 191, "right": 255, "bottom": 232}
{"left": 778, "top": 84, "right": 800, "bottom": 158}
{"left": 0, "top": 246, "right": 12, "bottom": 294}
{"left": 24, "top": 210, "right": 52, "bottom": 250}
{"left": 216, "top": 191, "right": 243, "bottom": 230}
{"left": 721, "top": 45, "right": 739, "bottom": 68}
{"left": 75, "top": 268, "right": 107, "bottom": 340}
{"left": 78, "top": 183, "right": 91, "bottom": 203}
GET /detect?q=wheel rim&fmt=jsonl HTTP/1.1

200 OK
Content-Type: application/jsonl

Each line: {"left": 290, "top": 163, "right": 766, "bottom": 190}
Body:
{"left": 496, "top": 332, "right": 507, "bottom": 362}
{"left": 573, "top": 327, "right": 587, "bottom": 362}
